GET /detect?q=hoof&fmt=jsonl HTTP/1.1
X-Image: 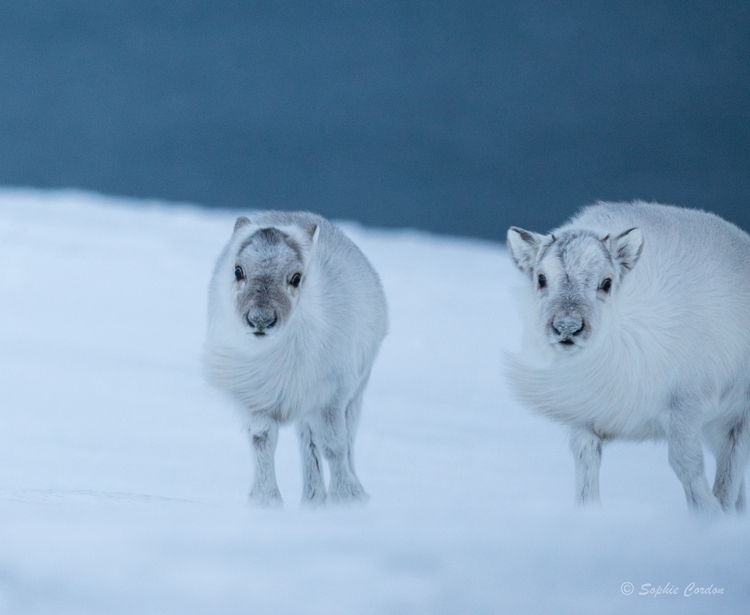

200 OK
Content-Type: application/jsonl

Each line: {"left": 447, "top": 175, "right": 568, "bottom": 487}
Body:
{"left": 328, "top": 482, "right": 369, "bottom": 505}
{"left": 248, "top": 488, "right": 283, "bottom": 508}
{"left": 301, "top": 488, "right": 327, "bottom": 507}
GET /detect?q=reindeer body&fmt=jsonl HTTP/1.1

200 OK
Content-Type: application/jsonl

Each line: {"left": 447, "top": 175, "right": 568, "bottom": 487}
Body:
{"left": 506, "top": 201, "right": 750, "bottom": 513}
{"left": 205, "top": 211, "right": 387, "bottom": 506}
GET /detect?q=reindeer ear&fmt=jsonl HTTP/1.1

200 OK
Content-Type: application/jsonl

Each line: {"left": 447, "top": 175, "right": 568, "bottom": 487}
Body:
{"left": 281, "top": 222, "right": 319, "bottom": 263}
{"left": 307, "top": 223, "right": 319, "bottom": 247}
{"left": 507, "top": 227, "right": 546, "bottom": 277}
{"left": 234, "top": 216, "right": 253, "bottom": 233}
{"left": 608, "top": 227, "right": 644, "bottom": 276}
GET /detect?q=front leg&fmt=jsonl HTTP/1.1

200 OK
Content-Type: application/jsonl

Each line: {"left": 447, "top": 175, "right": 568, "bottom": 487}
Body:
{"left": 248, "top": 415, "right": 282, "bottom": 507}
{"left": 312, "top": 405, "right": 368, "bottom": 504}
{"left": 570, "top": 426, "right": 602, "bottom": 506}
{"left": 297, "top": 421, "right": 326, "bottom": 505}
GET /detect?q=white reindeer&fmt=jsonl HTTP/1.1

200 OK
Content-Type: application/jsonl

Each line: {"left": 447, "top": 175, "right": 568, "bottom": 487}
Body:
{"left": 204, "top": 212, "right": 387, "bottom": 506}
{"left": 505, "top": 201, "right": 750, "bottom": 513}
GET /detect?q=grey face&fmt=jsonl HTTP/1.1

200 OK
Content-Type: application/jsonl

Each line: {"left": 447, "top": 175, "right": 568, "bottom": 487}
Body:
{"left": 507, "top": 226, "right": 643, "bottom": 352}
{"left": 233, "top": 227, "right": 306, "bottom": 337}
{"left": 534, "top": 232, "right": 615, "bottom": 350}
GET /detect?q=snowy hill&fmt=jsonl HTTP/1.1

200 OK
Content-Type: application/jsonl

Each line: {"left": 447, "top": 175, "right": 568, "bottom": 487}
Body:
{"left": 0, "top": 189, "right": 747, "bottom": 614}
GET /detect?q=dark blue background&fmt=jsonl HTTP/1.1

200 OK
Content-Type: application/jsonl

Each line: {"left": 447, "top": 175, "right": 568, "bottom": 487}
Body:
{"left": 0, "top": 1, "right": 747, "bottom": 239}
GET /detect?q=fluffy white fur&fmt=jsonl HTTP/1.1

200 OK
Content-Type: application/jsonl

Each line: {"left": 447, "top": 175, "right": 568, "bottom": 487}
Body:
{"left": 506, "top": 201, "right": 750, "bottom": 513}
{"left": 204, "top": 211, "right": 388, "bottom": 506}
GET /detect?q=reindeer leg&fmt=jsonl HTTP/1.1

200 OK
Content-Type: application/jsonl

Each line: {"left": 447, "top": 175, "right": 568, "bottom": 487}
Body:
{"left": 247, "top": 415, "right": 282, "bottom": 507}
{"left": 570, "top": 426, "right": 603, "bottom": 505}
{"left": 297, "top": 420, "right": 327, "bottom": 505}
{"left": 712, "top": 416, "right": 750, "bottom": 512}
{"left": 666, "top": 393, "right": 721, "bottom": 514}
{"left": 312, "top": 401, "right": 368, "bottom": 504}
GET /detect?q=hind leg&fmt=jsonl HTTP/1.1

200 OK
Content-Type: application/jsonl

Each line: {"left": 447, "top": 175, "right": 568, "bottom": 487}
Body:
{"left": 570, "top": 426, "right": 602, "bottom": 506}
{"left": 712, "top": 417, "right": 750, "bottom": 512}
{"left": 666, "top": 394, "right": 721, "bottom": 513}
{"left": 737, "top": 479, "right": 746, "bottom": 512}
{"left": 344, "top": 378, "right": 368, "bottom": 476}
{"left": 297, "top": 420, "right": 327, "bottom": 505}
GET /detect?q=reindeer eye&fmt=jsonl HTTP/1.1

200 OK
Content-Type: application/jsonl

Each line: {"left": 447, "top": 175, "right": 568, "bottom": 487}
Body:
{"left": 537, "top": 273, "right": 547, "bottom": 289}
{"left": 290, "top": 272, "right": 302, "bottom": 288}
{"left": 599, "top": 277, "right": 612, "bottom": 293}
{"left": 234, "top": 266, "right": 244, "bottom": 281}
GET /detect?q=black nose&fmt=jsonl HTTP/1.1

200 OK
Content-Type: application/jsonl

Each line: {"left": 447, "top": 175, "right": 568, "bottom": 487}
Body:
{"left": 551, "top": 316, "right": 585, "bottom": 339}
{"left": 246, "top": 312, "right": 278, "bottom": 333}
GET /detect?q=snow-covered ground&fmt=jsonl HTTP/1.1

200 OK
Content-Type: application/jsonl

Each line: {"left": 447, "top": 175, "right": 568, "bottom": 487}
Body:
{"left": 0, "top": 189, "right": 747, "bottom": 614}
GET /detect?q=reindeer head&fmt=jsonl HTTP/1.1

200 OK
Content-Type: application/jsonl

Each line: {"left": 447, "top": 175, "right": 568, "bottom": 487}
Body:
{"left": 507, "top": 225, "right": 643, "bottom": 352}
{"left": 228, "top": 217, "right": 319, "bottom": 339}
